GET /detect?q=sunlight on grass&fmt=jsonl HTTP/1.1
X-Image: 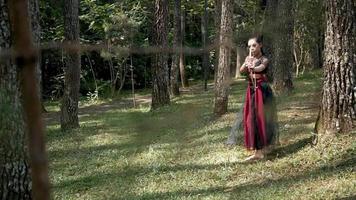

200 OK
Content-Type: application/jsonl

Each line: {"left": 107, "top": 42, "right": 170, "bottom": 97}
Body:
{"left": 44, "top": 70, "right": 355, "bottom": 200}
{"left": 44, "top": 101, "right": 60, "bottom": 112}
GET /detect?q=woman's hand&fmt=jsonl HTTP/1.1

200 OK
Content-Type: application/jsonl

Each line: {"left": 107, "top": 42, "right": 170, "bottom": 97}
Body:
{"left": 246, "top": 57, "right": 254, "bottom": 68}
{"left": 247, "top": 57, "right": 256, "bottom": 70}
{"left": 241, "top": 56, "right": 260, "bottom": 73}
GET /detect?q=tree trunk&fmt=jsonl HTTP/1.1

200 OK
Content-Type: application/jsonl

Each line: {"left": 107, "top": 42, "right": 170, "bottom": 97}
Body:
{"left": 315, "top": 26, "right": 324, "bottom": 69}
{"left": 317, "top": 0, "right": 355, "bottom": 134}
{"left": 151, "top": 0, "right": 170, "bottom": 109}
{"left": 179, "top": 9, "right": 188, "bottom": 88}
{"left": 262, "top": 0, "right": 278, "bottom": 82}
{"left": 130, "top": 56, "right": 136, "bottom": 107}
{"left": 214, "top": 0, "right": 233, "bottom": 116}
{"left": 171, "top": 0, "right": 181, "bottom": 96}
{"left": 29, "top": 0, "right": 43, "bottom": 110}
{"left": 61, "top": 0, "right": 81, "bottom": 130}
{"left": 272, "top": 0, "right": 294, "bottom": 94}
{"left": 9, "top": 0, "right": 51, "bottom": 198}
{"left": 214, "top": 0, "right": 222, "bottom": 84}
{"left": 0, "top": 2, "right": 32, "bottom": 199}
{"left": 235, "top": 47, "right": 244, "bottom": 78}
{"left": 202, "top": 0, "right": 209, "bottom": 91}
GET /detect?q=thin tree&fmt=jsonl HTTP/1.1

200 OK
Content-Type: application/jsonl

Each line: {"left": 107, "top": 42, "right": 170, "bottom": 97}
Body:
{"left": 29, "top": 0, "right": 45, "bottom": 111}
{"left": 202, "top": 0, "right": 209, "bottom": 91}
{"left": 235, "top": 47, "right": 244, "bottom": 78}
{"left": 214, "top": 0, "right": 222, "bottom": 84}
{"left": 171, "top": 0, "right": 181, "bottom": 96}
{"left": 151, "top": 0, "right": 170, "bottom": 109}
{"left": 262, "top": 0, "right": 278, "bottom": 82}
{"left": 315, "top": 0, "right": 355, "bottom": 135}
{"left": 61, "top": 0, "right": 81, "bottom": 130}
{"left": 272, "top": 0, "right": 294, "bottom": 94}
{"left": 214, "top": 0, "right": 233, "bottom": 116}
{"left": 179, "top": 8, "right": 188, "bottom": 88}
{"left": 130, "top": 56, "right": 136, "bottom": 107}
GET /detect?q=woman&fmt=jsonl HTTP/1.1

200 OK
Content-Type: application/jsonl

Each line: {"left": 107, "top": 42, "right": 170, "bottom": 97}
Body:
{"left": 240, "top": 35, "right": 277, "bottom": 161}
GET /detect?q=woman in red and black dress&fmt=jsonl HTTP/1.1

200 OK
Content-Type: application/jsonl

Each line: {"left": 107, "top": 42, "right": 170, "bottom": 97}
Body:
{"left": 240, "top": 35, "right": 277, "bottom": 161}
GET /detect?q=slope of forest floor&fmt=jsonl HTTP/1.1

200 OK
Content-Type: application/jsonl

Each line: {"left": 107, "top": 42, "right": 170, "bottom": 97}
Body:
{"left": 44, "top": 69, "right": 356, "bottom": 200}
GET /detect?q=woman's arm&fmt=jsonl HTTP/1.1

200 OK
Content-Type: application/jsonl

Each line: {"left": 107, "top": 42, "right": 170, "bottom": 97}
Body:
{"left": 252, "top": 57, "right": 268, "bottom": 72}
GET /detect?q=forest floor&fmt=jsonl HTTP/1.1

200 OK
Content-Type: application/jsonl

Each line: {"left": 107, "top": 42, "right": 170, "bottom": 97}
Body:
{"left": 44, "top": 69, "right": 355, "bottom": 200}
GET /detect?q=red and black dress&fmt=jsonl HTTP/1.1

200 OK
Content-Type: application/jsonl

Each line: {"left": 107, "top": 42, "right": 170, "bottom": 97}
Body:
{"left": 242, "top": 58, "right": 277, "bottom": 150}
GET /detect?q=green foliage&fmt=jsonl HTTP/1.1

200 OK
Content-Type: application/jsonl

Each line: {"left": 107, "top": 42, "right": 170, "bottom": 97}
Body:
{"left": 80, "top": 0, "right": 139, "bottom": 44}
{"left": 293, "top": 0, "right": 324, "bottom": 69}
{"left": 39, "top": 0, "right": 325, "bottom": 100}
{"left": 234, "top": 0, "right": 266, "bottom": 46}
{"left": 40, "top": 0, "right": 64, "bottom": 41}
{"left": 80, "top": 0, "right": 140, "bottom": 67}
{"left": 50, "top": 72, "right": 64, "bottom": 100}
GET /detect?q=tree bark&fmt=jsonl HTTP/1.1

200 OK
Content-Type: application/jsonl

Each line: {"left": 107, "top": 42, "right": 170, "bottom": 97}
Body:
{"left": 235, "top": 47, "right": 244, "bottom": 78}
{"left": 61, "top": 0, "right": 81, "bottom": 130}
{"left": 29, "top": 0, "right": 43, "bottom": 110}
{"left": 315, "top": 23, "right": 324, "bottom": 69}
{"left": 214, "top": 0, "right": 222, "bottom": 84}
{"left": 179, "top": 9, "right": 188, "bottom": 88}
{"left": 317, "top": 0, "right": 355, "bottom": 134}
{"left": 262, "top": 0, "right": 278, "bottom": 83}
{"left": 214, "top": 0, "right": 233, "bottom": 116}
{"left": 0, "top": 2, "right": 32, "bottom": 199}
{"left": 8, "top": 0, "right": 51, "bottom": 198}
{"left": 202, "top": 0, "right": 209, "bottom": 91}
{"left": 151, "top": 0, "right": 170, "bottom": 109}
{"left": 170, "top": 0, "right": 181, "bottom": 96}
{"left": 272, "top": 0, "right": 294, "bottom": 94}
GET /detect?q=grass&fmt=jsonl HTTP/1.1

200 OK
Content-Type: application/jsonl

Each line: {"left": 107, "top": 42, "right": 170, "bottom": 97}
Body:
{"left": 45, "top": 69, "right": 356, "bottom": 200}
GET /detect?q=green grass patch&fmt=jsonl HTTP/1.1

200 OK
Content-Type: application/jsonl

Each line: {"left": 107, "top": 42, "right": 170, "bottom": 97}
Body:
{"left": 45, "top": 69, "right": 355, "bottom": 200}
